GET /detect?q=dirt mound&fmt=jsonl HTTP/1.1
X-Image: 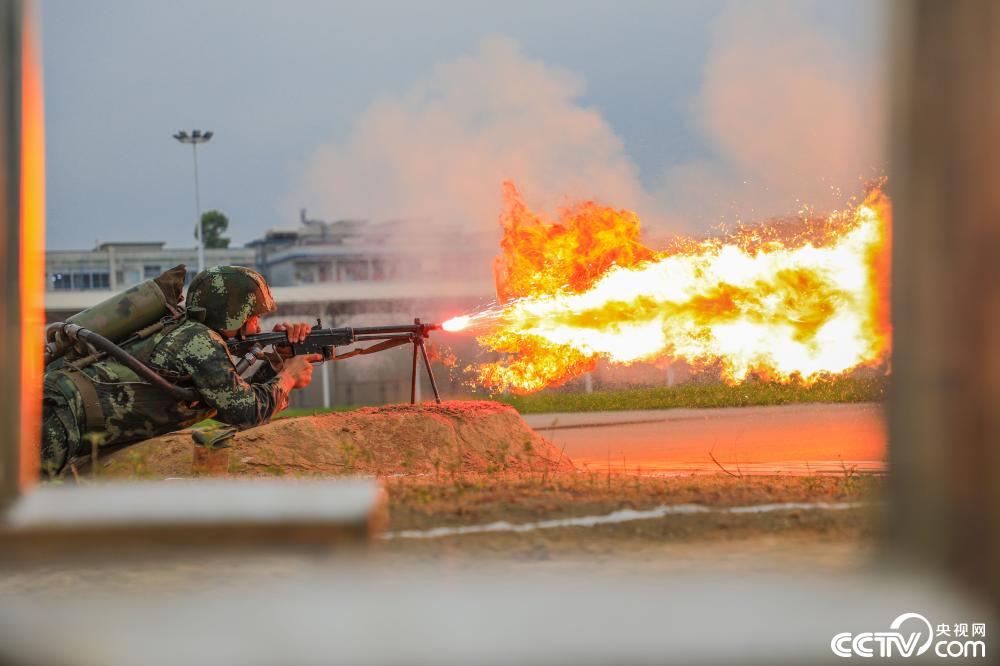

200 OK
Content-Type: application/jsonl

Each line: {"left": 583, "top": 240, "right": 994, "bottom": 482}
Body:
{"left": 95, "top": 401, "right": 574, "bottom": 479}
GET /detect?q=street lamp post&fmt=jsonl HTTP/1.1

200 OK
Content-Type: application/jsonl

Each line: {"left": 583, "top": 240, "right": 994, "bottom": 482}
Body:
{"left": 173, "top": 129, "right": 214, "bottom": 274}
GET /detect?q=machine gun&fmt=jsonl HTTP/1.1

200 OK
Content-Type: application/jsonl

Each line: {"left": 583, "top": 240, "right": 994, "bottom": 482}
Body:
{"left": 226, "top": 318, "right": 443, "bottom": 404}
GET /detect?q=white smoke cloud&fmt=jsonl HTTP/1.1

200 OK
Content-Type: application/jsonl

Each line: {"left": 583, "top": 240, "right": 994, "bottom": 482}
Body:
{"left": 287, "top": 5, "right": 886, "bottom": 244}
{"left": 286, "top": 36, "right": 648, "bottom": 244}
{"left": 654, "top": 1, "right": 887, "bottom": 231}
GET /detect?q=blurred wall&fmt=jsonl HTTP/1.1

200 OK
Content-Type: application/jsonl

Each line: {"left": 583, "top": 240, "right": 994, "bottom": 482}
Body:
{"left": 889, "top": 0, "right": 1000, "bottom": 603}
{"left": 0, "top": 1, "right": 26, "bottom": 507}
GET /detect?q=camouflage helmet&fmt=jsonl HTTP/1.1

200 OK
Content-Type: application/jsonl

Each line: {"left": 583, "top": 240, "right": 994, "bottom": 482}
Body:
{"left": 186, "top": 266, "right": 276, "bottom": 332}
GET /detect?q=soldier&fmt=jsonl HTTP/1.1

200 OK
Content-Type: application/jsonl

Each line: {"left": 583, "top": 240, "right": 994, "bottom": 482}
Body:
{"left": 40, "top": 266, "right": 320, "bottom": 476}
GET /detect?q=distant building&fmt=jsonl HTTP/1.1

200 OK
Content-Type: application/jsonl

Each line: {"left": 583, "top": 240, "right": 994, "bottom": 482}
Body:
{"left": 249, "top": 209, "right": 494, "bottom": 287}
{"left": 46, "top": 210, "right": 495, "bottom": 292}
{"left": 45, "top": 242, "right": 256, "bottom": 292}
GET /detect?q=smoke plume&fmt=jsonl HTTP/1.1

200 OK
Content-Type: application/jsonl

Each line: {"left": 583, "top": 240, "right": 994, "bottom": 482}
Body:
{"left": 288, "top": 4, "right": 886, "bottom": 243}
{"left": 286, "top": 36, "right": 647, "bottom": 245}
{"left": 654, "top": 1, "right": 886, "bottom": 232}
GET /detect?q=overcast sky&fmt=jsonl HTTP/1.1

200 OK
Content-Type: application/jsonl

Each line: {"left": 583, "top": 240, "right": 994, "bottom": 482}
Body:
{"left": 41, "top": 0, "right": 887, "bottom": 250}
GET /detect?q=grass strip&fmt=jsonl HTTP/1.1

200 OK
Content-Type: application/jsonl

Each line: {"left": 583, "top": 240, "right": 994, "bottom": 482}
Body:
{"left": 491, "top": 376, "right": 886, "bottom": 414}
{"left": 196, "top": 376, "right": 885, "bottom": 426}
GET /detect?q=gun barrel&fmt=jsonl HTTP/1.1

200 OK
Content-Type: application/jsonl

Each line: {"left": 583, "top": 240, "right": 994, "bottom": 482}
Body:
{"left": 352, "top": 323, "right": 440, "bottom": 337}
{"left": 353, "top": 333, "right": 416, "bottom": 342}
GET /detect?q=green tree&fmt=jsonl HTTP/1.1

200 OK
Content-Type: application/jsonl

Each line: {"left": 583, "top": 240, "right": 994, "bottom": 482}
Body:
{"left": 198, "top": 210, "right": 231, "bottom": 249}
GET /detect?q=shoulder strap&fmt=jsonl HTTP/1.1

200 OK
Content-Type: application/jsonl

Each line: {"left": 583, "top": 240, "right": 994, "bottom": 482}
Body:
{"left": 57, "top": 368, "right": 105, "bottom": 432}
{"left": 129, "top": 315, "right": 187, "bottom": 365}
{"left": 128, "top": 315, "right": 198, "bottom": 384}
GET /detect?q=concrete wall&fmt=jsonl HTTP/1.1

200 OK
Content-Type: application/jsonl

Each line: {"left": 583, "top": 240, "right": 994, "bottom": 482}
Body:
{"left": 889, "top": 0, "right": 1000, "bottom": 603}
{"left": 0, "top": 1, "right": 24, "bottom": 507}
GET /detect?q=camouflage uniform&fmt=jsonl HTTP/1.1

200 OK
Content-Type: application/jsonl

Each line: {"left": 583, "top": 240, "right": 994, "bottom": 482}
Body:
{"left": 41, "top": 266, "right": 288, "bottom": 476}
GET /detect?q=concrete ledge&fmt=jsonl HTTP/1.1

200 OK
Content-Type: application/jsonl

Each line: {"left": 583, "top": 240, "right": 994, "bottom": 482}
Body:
{"left": 0, "top": 567, "right": 993, "bottom": 665}
{"left": 0, "top": 479, "right": 385, "bottom": 562}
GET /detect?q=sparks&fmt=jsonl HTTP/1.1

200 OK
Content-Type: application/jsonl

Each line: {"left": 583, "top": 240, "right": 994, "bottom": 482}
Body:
{"left": 465, "top": 181, "right": 892, "bottom": 394}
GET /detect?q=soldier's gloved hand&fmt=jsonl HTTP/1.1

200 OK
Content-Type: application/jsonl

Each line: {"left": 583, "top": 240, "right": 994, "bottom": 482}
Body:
{"left": 279, "top": 354, "right": 323, "bottom": 389}
{"left": 272, "top": 321, "right": 312, "bottom": 344}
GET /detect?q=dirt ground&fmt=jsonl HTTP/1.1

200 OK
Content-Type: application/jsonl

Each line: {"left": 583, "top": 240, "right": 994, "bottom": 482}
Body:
{"left": 1, "top": 469, "right": 884, "bottom": 601}
{"left": 18, "top": 402, "right": 884, "bottom": 591}
{"left": 1, "top": 472, "right": 883, "bottom": 598}
{"left": 92, "top": 401, "right": 573, "bottom": 479}
{"left": 82, "top": 402, "right": 884, "bottom": 550}
{"left": 380, "top": 470, "right": 883, "bottom": 564}
{"left": 386, "top": 471, "right": 880, "bottom": 529}
{"left": 378, "top": 518, "right": 879, "bottom": 576}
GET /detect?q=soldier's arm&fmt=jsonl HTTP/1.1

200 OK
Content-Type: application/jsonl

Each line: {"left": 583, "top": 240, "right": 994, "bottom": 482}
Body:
{"left": 250, "top": 363, "right": 278, "bottom": 384}
{"left": 174, "top": 332, "right": 292, "bottom": 428}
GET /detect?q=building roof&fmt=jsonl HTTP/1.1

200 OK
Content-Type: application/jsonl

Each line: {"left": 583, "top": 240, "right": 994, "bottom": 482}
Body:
{"left": 44, "top": 280, "right": 497, "bottom": 312}
{"left": 96, "top": 241, "right": 167, "bottom": 251}
{"left": 48, "top": 246, "right": 255, "bottom": 260}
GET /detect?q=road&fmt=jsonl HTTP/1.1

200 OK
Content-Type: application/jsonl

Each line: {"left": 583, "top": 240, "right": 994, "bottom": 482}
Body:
{"left": 523, "top": 402, "right": 885, "bottom": 475}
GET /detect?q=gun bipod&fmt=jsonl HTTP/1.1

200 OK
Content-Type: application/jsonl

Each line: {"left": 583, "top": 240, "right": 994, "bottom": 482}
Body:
{"left": 409, "top": 318, "right": 441, "bottom": 405}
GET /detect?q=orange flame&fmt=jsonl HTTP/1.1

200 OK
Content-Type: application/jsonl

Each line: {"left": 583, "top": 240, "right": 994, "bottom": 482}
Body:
{"left": 467, "top": 182, "right": 891, "bottom": 393}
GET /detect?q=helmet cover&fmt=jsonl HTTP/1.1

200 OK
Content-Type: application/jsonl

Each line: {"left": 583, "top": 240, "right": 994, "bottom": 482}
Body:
{"left": 186, "top": 266, "right": 276, "bottom": 332}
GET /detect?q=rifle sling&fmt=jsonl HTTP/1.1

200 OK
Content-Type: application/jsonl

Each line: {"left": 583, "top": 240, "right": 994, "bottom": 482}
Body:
{"left": 334, "top": 338, "right": 411, "bottom": 360}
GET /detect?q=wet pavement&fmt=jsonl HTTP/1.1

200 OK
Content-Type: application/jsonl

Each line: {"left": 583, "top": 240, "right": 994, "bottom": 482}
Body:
{"left": 523, "top": 402, "right": 885, "bottom": 475}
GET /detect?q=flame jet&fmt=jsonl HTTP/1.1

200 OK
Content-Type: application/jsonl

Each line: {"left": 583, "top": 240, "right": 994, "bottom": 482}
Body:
{"left": 447, "top": 182, "right": 891, "bottom": 394}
